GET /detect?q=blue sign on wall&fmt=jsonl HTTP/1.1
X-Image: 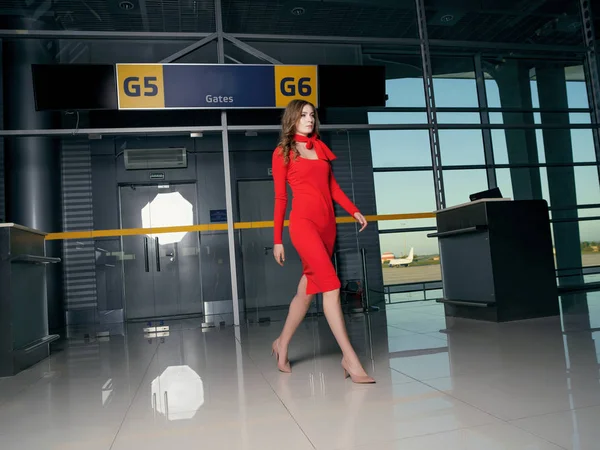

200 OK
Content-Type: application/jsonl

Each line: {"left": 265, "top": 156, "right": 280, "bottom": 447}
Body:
{"left": 164, "top": 65, "right": 275, "bottom": 108}
{"left": 116, "top": 64, "right": 318, "bottom": 110}
{"left": 210, "top": 209, "right": 228, "bottom": 223}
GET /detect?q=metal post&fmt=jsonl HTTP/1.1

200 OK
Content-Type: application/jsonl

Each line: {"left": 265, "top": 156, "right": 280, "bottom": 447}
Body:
{"left": 475, "top": 53, "right": 497, "bottom": 189}
{"left": 415, "top": 0, "right": 445, "bottom": 210}
{"left": 360, "top": 247, "right": 376, "bottom": 312}
{"left": 578, "top": 0, "right": 600, "bottom": 182}
{"left": 215, "top": 0, "right": 240, "bottom": 326}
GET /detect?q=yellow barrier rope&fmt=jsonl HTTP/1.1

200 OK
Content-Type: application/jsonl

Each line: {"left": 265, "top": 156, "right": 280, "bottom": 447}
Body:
{"left": 45, "top": 212, "right": 436, "bottom": 241}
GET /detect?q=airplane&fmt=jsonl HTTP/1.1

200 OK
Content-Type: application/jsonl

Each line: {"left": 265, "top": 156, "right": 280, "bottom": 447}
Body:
{"left": 388, "top": 248, "right": 414, "bottom": 268}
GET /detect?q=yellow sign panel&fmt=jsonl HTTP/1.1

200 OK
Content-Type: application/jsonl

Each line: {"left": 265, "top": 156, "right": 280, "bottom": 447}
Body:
{"left": 116, "top": 64, "right": 165, "bottom": 109}
{"left": 274, "top": 65, "right": 318, "bottom": 108}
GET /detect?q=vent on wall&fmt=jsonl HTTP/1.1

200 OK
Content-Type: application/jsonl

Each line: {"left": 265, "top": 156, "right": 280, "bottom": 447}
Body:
{"left": 124, "top": 148, "right": 188, "bottom": 170}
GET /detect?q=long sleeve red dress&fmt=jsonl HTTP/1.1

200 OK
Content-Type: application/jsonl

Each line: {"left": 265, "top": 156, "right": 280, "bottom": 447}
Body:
{"left": 272, "top": 134, "right": 360, "bottom": 295}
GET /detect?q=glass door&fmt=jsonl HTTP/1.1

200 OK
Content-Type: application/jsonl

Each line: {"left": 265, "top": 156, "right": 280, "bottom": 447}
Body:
{"left": 171, "top": 183, "right": 203, "bottom": 316}
{"left": 237, "top": 180, "right": 307, "bottom": 322}
{"left": 120, "top": 185, "right": 156, "bottom": 320}
{"left": 119, "top": 183, "right": 202, "bottom": 321}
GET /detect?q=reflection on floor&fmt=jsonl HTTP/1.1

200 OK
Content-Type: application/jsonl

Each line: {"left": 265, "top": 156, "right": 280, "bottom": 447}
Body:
{"left": 0, "top": 292, "right": 599, "bottom": 449}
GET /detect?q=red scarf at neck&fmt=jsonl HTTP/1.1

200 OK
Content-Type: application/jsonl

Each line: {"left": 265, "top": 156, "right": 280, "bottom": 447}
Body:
{"left": 294, "top": 134, "right": 337, "bottom": 162}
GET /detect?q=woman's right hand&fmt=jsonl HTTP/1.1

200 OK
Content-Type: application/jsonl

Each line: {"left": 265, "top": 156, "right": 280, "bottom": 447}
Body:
{"left": 273, "top": 244, "right": 285, "bottom": 266}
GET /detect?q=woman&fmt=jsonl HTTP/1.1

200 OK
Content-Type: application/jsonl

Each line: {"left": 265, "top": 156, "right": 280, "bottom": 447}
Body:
{"left": 270, "top": 99, "right": 375, "bottom": 384}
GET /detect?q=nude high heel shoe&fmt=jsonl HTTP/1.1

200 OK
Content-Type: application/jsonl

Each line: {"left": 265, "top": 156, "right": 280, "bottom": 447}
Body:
{"left": 342, "top": 358, "right": 375, "bottom": 384}
{"left": 271, "top": 339, "right": 291, "bottom": 373}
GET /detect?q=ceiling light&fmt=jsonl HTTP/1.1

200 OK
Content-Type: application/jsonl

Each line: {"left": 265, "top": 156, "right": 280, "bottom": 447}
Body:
{"left": 291, "top": 6, "right": 306, "bottom": 16}
{"left": 440, "top": 14, "right": 454, "bottom": 23}
{"left": 119, "top": 1, "right": 135, "bottom": 11}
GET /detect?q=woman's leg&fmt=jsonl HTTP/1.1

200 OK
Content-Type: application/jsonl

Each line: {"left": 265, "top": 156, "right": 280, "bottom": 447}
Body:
{"left": 275, "top": 275, "right": 314, "bottom": 366}
{"left": 322, "top": 288, "right": 370, "bottom": 377}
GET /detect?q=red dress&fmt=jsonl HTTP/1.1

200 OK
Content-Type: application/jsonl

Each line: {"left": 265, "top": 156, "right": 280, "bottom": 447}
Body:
{"left": 272, "top": 134, "right": 360, "bottom": 295}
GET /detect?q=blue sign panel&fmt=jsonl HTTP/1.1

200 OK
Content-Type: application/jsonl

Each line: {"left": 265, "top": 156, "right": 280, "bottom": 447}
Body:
{"left": 163, "top": 65, "right": 275, "bottom": 108}
{"left": 210, "top": 209, "right": 228, "bottom": 223}
{"left": 115, "top": 64, "right": 318, "bottom": 110}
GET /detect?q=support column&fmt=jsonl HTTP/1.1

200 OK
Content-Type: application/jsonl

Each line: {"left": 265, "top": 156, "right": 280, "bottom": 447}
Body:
{"left": 415, "top": 0, "right": 445, "bottom": 210}
{"left": 474, "top": 53, "right": 497, "bottom": 189}
{"left": 3, "top": 18, "right": 64, "bottom": 330}
{"left": 493, "top": 60, "right": 543, "bottom": 200}
{"left": 0, "top": 38, "right": 4, "bottom": 223}
{"left": 537, "top": 65, "right": 583, "bottom": 286}
{"left": 215, "top": 0, "right": 240, "bottom": 326}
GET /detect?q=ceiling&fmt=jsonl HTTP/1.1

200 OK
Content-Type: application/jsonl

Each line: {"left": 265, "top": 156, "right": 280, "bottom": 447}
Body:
{"left": 0, "top": 0, "right": 596, "bottom": 46}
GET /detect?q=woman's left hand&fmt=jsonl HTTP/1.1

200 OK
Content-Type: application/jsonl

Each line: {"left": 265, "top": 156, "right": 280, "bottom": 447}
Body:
{"left": 354, "top": 212, "right": 368, "bottom": 232}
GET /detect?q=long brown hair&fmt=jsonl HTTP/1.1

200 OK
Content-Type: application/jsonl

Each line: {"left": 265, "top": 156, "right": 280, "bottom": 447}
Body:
{"left": 277, "top": 99, "right": 320, "bottom": 164}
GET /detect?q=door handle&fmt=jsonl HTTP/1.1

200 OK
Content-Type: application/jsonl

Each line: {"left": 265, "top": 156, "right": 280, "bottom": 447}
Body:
{"left": 155, "top": 237, "right": 161, "bottom": 272}
{"left": 264, "top": 246, "right": 273, "bottom": 255}
{"left": 144, "top": 237, "right": 149, "bottom": 272}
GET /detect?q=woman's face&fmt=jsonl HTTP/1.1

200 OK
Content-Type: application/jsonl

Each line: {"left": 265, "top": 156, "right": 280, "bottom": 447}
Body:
{"left": 295, "top": 104, "right": 315, "bottom": 136}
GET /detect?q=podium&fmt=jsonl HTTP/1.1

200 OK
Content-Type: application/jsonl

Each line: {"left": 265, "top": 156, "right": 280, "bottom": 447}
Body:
{"left": 0, "top": 223, "right": 61, "bottom": 377}
{"left": 428, "top": 199, "right": 558, "bottom": 322}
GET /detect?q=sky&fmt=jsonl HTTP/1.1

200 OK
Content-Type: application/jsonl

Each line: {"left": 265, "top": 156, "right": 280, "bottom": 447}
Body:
{"left": 368, "top": 70, "right": 600, "bottom": 257}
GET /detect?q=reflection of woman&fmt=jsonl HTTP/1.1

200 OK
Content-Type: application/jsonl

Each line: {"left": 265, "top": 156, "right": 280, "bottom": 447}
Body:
{"left": 270, "top": 99, "right": 375, "bottom": 384}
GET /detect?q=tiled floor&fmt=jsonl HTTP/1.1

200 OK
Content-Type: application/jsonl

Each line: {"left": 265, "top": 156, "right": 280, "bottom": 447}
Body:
{"left": 1, "top": 291, "right": 599, "bottom": 449}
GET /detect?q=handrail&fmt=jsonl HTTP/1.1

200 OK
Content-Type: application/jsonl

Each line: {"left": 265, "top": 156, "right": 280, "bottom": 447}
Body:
{"left": 9, "top": 254, "right": 62, "bottom": 264}
{"left": 427, "top": 225, "right": 488, "bottom": 239}
{"left": 15, "top": 334, "right": 60, "bottom": 353}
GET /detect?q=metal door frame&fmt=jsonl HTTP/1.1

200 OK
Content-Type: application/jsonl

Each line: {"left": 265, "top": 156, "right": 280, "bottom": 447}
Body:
{"left": 117, "top": 180, "right": 203, "bottom": 322}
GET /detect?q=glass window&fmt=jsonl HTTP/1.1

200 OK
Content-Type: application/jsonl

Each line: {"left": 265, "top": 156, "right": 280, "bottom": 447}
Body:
{"left": 374, "top": 171, "right": 437, "bottom": 230}
{"left": 490, "top": 118, "right": 545, "bottom": 164}
{"left": 528, "top": 112, "right": 591, "bottom": 125}
{"left": 370, "top": 130, "right": 432, "bottom": 168}
{"left": 489, "top": 112, "right": 534, "bottom": 163}
{"left": 579, "top": 220, "right": 600, "bottom": 269}
{"left": 443, "top": 169, "right": 488, "bottom": 207}
{"left": 496, "top": 167, "right": 551, "bottom": 204}
{"left": 437, "top": 113, "right": 481, "bottom": 124}
{"left": 540, "top": 167, "right": 552, "bottom": 205}
{"left": 538, "top": 127, "right": 596, "bottom": 164}
{"left": 439, "top": 130, "right": 485, "bottom": 166}
{"left": 574, "top": 167, "right": 600, "bottom": 205}
{"left": 491, "top": 120, "right": 595, "bottom": 165}
{"left": 490, "top": 129, "right": 509, "bottom": 165}
{"left": 484, "top": 77, "right": 539, "bottom": 108}
{"left": 495, "top": 168, "right": 514, "bottom": 199}
{"left": 579, "top": 208, "right": 600, "bottom": 219}
{"left": 496, "top": 166, "right": 599, "bottom": 207}
{"left": 433, "top": 78, "right": 478, "bottom": 108}
{"left": 386, "top": 288, "right": 443, "bottom": 303}
{"left": 485, "top": 63, "right": 587, "bottom": 109}
{"left": 368, "top": 112, "right": 482, "bottom": 125}
{"left": 385, "top": 77, "right": 426, "bottom": 108}
{"left": 570, "top": 113, "right": 592, "bottom": 124}
{"left": 570, "top": 128, "right": 597, "bottom": 162}
{"left": 565, "top": 66, "right": 590, "bottom": 108}
{"left": 431, "top": 56, "right": 478, "bottom": 108}
{"left": 531, "top": 79, "right": 540, "bottom": 108}
{"left": 379, "top": 231, "right": 440, "bottom": 286}
{"left": 485, "top": 78, "right": 501, "bottom": 109}
{"left": 368, "top": 112, "right": 428, "bottom": 125}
